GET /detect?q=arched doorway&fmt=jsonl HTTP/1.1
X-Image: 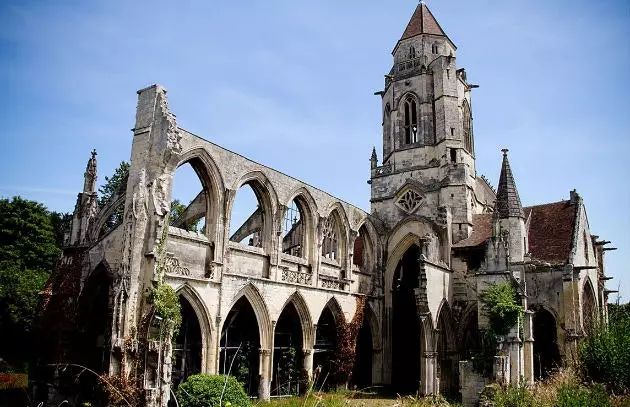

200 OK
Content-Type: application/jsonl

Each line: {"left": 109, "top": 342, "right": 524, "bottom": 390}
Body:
{"left": 350, "top": 313, "right": 373, "bottom": 389}
{"left": 172, "top": 296, "right": 202, "bottom": 389}
{"left": 272, "top": 302, "right": 303, "bottom": 396}
{"left": 392, "top": 244, "right": 422, "bottom": 394}
{"left": 220, "top": 297, "right": 261, "bottom": 396}
{"left": 314, "top": 304, "right": 339, "bottom": 390}
{"left": 533, "top": 308, "right": 560, "bottom": 380}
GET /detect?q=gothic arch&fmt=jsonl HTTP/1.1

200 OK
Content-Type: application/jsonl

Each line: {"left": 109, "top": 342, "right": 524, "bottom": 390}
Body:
{"left": 363, "top": 303, "right": 381, "bottom": 350}
{"left": 176, "top": 284, "right": 213, "bottom": 373}
{"left": 385, "top": 231, "right": 429, "bottom": 301}
{"left": 171, "top": 148, "right": 225, "bottom": 242}
{"left": 224, "top": 283, "right": 273, "bottom": 349}
{"left": 394, "top": 91, "right": 421, "bottom": 111}
{"left": 284, "top": 187, "right": 319, "bottom": 263}
{"left": 582, "top": 277, "right": 598, "bottom": 334}
{"left": 278, "top": 291, "right": 315, "bottom": 348}
{"left": 462, "top": 100, "right": 473, "bottom": 154}
{"left": 320, "top": 204, "right": 349, "bottom": 264}
{"left": 227, "top": 171, "right": 278, "bottom": 250}
{"left": 319, "top": 296, "right": 346, "bottom": 325}
{"left": 90, "top": 194, "right": 126, "bottom": 242}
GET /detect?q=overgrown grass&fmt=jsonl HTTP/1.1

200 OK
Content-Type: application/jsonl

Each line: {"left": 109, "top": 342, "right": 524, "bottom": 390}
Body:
{"left": 255, "top": 392, "right": 461, "bottom": 407}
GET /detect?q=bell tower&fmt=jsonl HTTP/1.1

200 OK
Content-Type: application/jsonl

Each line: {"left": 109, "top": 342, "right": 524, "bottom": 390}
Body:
{"left": 370, "top": 2, "right": 478, "bottom": 243}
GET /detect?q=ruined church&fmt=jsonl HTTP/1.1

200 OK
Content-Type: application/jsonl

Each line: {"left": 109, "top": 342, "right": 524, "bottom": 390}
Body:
{"left": 35, "top": 3, "right": 614, "bottom": 407}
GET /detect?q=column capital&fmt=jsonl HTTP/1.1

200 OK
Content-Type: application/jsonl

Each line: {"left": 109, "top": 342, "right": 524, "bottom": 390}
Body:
{"left": 259, "top": 348, "right": 272, "bottom": 356}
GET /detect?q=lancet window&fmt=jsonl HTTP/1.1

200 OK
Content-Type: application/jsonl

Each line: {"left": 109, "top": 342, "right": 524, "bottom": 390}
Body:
{"left": 463, "top": 101, "right": 473, "bottom": 153}
{"left": 321, "top": 216, "right": 339, "bottom": 261}
{"left": 403, "top": 96, "right": 418, "bottom": 145}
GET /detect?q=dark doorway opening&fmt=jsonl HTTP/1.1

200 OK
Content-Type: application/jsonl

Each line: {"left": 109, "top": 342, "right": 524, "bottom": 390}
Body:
{"left": 172, "top": 296, "right": 202, "bottom": 389}
{"left": 272, "top": 302, "right": 303, "bottom": 396}
{"left": 220, "top": 297, "right": 260, "bottom": 396}
{"left": 314, "top": 306, "right": 338, "bottom": 391}
{"left": 533, "top": 308, "right": 560, "bottom": 380}
{"left": 392, "top": 245, "right": 422, "bottom": 394}
{"left": 350, "top": 314, "right": 373, "bottom": 389}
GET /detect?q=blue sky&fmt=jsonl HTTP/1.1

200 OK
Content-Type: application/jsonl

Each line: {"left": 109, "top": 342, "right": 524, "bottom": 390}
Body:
{"left": 1, "top": 0, "right": 628, "bottom": 301}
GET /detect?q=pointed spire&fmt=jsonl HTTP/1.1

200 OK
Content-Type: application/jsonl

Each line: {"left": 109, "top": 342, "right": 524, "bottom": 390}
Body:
{"left": 370, "top": 146, "right": 378, "bottom": 169}
{"left": 495, "top": 149, "right": 524, "bottom": 218}
{"left": 399, "top": 2, "right": 447, "bottom": 41}
{"left": 83, "top": 149, "right": 97, "bottom": 193}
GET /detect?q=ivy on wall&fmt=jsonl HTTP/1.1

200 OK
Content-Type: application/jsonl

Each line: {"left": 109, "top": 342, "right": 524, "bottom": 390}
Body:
{"left": 333, "top": 296, "right": 366, "bottom": 386}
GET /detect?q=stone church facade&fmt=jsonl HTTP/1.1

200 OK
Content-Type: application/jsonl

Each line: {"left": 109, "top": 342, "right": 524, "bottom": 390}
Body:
{"left": 36, "top": 4, "right": 614, "bottom": 407}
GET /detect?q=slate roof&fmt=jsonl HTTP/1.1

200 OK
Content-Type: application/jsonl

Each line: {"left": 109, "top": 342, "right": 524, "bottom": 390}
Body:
{"left": 453, "top": 200, "right": 578, "bottom": 264}
{"left": 495, "top": 149, "right": 524, "bottom": 218}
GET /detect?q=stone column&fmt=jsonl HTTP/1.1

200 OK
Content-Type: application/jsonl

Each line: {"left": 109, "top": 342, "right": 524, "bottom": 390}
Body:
{"left": 421, "top": 351, "right": 437, "bottom": 395}
{"left": 523, "top": 310, "right": 535, "bottom": 386}
{"left": 303, "top": 348, "right": 314, "bottom": 387}
{"left": 258, "top": 348, "right": 272, "bottom": 401}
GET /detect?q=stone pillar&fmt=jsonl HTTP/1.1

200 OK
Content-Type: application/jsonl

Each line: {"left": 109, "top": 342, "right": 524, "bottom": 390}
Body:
{"left": 421, "top": 351, "right": 436, "bottom": 395}
{"left": 494, "top": 355, "right": 510, "bottom": 386}
{"left": 303, "top": 348, "right": 314, "bottom": 384}
{"left": 258, "top": 349, "right": 272, "bottom": 401}
{"left": 523, "top": 310, "right": 535, "bottom": 385}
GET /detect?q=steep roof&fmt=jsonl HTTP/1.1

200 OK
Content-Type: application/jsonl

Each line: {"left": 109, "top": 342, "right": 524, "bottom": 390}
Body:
{"left": 400, "top": 3, "right": 447, "bottom": 40}
{"left": 453, "top": 200, "right": 578, "bottom": 265}
{"left": 495, "top": 149, "right": 524, "bottom": 218}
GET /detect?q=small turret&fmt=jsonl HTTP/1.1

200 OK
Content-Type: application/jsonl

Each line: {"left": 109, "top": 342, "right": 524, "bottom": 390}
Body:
{"left": 69, "top": 150, "right": 99, "bottom": 246}
{"left": 491, "top": 149, "right": 528, "bottom": 265}
{"left": 370, "top": 146, "right": 378, "bottom": 169}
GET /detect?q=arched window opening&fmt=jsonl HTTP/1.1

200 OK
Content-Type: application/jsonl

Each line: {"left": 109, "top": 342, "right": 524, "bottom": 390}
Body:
{"left": 403, "top": 96, "right": 418, "bottom": 145}
{"left": 172, "top": 296, "right": 202, "bottom": 389}
{"left": 462, "top": 101, "right": 473, "bottom": 154}
{"left": 532, "top": 308, "right": 560, "bottom": 380}
{"left": 437, "top": 307, "right": 457, "bottom": 397}
{"left": 352, "top": 225, "right": 373, "bottom": 274}
{"left": 170, "top": 162, "right": 208, "bottom": 234}
{"left": 314, "top": 306, "right": 338, "bottom": 391}
{"left": 220, "top": 297, "right": 261, "bottom": 396}
{"left": 584, "top": 231, "right": 590, "bottom": 263}
{"left": 350, "top": 313, "right": 373, "bottom": 389}
{"left": 432, "top": 43, "right": 439, "bottom": 54}
{"left": 99, "top": 201, "right": 125, "bottom": 239}
{"left": 230, "top": 184, "right": 264, "bottom": 248}
{"left": 282, "top": 199, "right": 305, "bottom": 258}
{"left": 408, "top": 46, "right": 416, "bottom": 59}
{"left": 392, "top": 245, "right": 422, "bottom": 393}
{"left": 271, "top": 302, "right": 303, "bottom": 396}
{"left": 582, "top": 281, "right": 597, "bottom": 335}
{"left": 321, "top": 215, "right": 340, "bottom": 261}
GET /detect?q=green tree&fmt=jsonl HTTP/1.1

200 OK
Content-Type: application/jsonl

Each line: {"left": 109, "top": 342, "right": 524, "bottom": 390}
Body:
{"left": 169, "top": 199, "right": 201, "bottom": 232}
{"left": 98, "top": 161, "right": 130, "bottom": 207}
{"left": 0, "top": 197, "right": 62, "bottom": 370}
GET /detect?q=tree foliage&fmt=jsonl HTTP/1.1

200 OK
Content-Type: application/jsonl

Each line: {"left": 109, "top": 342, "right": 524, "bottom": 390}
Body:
{"left": 479, "top": 281, "right": 523, "bottom": 337}
{"left": 170, "top": 199, "right": 201, "bottom": 232}
{"left": 0, "top": 197, "right": 64, "bottom": 370}
{"left": 579, "top": 306, "right": 630, "bottom": 394}
{"left": 98, "top": 161, "right": 130, "bottom": 207}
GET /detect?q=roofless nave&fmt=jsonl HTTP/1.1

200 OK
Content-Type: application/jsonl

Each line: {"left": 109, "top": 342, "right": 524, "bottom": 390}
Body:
{"left": 35, "top": 3, "right": 614, "bottom": 407}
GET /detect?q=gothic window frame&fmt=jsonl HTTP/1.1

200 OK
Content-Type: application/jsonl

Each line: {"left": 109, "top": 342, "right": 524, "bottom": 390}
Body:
{"left": 432, "top": 43, "right": 439, "bottom": 54}
{"left": 403, "top": 95, "right": 418, "bottom": 146}
{"left": 462, "top": 100, "right": 473, "bottom": 154}
{"left": 408, "top": 46, "right": 416, "bottom": 59}
{"left": 321, "top": 215, "right": 340, "bottom": 262}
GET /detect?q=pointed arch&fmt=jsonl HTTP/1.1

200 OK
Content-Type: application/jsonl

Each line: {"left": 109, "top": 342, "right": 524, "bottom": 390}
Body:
{"left": 462, "top": 100, "right": 473, "bottom": 154}
{"left": 90, "top": 194, "right": 126, "bottom": 242}
{"left": 176, "top": 284, "right": 213, "bottom": 369}
{"left": 582, "top": 276, "right": 598, "bottom": 334}
{"left": 283, "top": 187, "right": 318, "bottom": 263}
{"left": 321, "top": 204, "right": 349, "bottom": 264}
{"left": 385, "top": 232, "right": 426, "bottom": 295}
{"left": 363, "top": 303, "right": 381, "bottom": 350}
{"left": 225, "top": 283, "right": 273, "bottom": 349}
{"left": 279, "top": 291, "right": 314, "bottom": 348}
{"left": 320, "top": 296, "right": 345, "bottom": 325}
{"left": 230, "top": 170, "right": 278, "bottom": 215}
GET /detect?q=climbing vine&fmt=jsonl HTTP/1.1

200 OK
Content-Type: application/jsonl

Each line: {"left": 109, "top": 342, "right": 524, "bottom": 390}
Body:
{"left": 333, "top": 296, "right": 366, "bottom": 386}
{"left": 475, "top": 281, "right": 523, "bottom": 376}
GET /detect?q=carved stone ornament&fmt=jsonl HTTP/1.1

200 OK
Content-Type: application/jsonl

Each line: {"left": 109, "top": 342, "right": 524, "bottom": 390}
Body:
{"left": 163, "top": 254, "right": 190, "bottom": 276}
{"left": 395, "top": 187, "right": 424, "bottom": 214}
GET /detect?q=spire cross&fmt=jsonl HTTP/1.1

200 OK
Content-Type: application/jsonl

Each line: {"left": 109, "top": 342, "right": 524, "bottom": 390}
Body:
{"left": 501, "top": 148, "right": 509, "bottom": 156}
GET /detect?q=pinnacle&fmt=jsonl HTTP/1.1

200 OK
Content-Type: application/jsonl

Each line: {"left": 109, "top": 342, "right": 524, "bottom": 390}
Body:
{"left": 495, "top": 149, "right": 524, "bottom": 218}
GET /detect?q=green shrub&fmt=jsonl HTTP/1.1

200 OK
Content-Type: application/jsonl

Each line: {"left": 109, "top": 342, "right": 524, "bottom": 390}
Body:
{"left": 579, "top": 317, "right": 630, "bottom": 394}
{"left": 492, "top": 384, "right": 536, "bottom": 407}
{"left": 557, "top": 383, "right": 610, "bottom": 407}
{"left": 176, "top": 374, "right": 250, "bottom": 407}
